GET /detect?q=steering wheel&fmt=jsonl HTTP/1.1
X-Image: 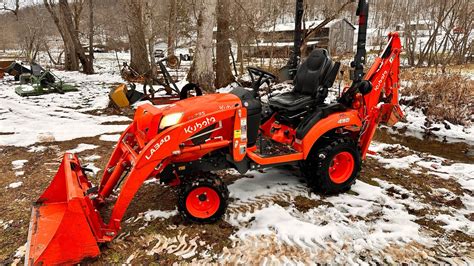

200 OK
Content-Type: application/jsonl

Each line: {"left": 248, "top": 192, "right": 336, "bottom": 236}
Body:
{"left": 247, "top": 66, "right": 276, "bottom": 94}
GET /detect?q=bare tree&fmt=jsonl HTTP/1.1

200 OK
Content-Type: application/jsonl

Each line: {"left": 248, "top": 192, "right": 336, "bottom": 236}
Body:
{"left": 43, "top": 0, "right": 93, "bottom": 73}
{"left": 215, "top": 0, "right": 235, "bottom": 88}
{"left": 167, "top": 0, "right": 178, "bottom": 56}
{"left": 58, "top": 0, "right": 93, "bottom": 73}
{"left": 126, "top": 0, "right": 150, "bottom": 75}
{"left": 300, "top": 0, "right": 355, "bottom": 55}
{"left": 188, "top": 0, "right": 218, "bottom": 91}
{"left": 87, "top": 0, "right": 94, "bottom": 65}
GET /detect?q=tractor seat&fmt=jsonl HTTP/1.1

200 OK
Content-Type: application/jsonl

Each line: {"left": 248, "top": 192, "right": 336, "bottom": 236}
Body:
{"left": 269, "top": 49, "right": 339, "bottom": 112}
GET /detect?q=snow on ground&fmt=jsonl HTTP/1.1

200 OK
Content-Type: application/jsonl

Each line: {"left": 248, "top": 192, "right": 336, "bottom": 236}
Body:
{"left": 214, "top": 141, "right": 473, "bottom": 263}
{"left": 67, "top": 143, "right": 98, "bottom": 153}
{"left": 369, "top": 142, "right": 474, "bottom": 193}
{"left": 99, "top": 134, "right": 121, "bottom": 142}
{"left": 0, "top": 53, "right": 131, "bottom": 147}
{"left": 391, "top": 106, "right": 474, "bottom": 144}
{"left": 11, "top": 159, "right": 27, "bottom": 177}
{"left": 11, "top": 160, "right": 27, "bottom": 170}
{"left": 221, "top": 168, "right": 434, "bottom": 263}
{"left": 84, "top": 154, "right": 101, "bottom": 161}
{"left": 6, "top": 181, "right": 23, "bottom": 189}
{"left": 143, "top": 210, "right": 179, "bottom": 222}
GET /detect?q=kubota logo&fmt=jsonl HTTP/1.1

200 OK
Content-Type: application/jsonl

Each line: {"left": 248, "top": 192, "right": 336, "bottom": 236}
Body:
{"left": 145, "top": 135, "right": 171, "bottom": 160}
{"left": 374, "top": 70, "right": 388, "bottom": 91}
{"left": 184, "top": 117, "right": 216, "bottom": 134}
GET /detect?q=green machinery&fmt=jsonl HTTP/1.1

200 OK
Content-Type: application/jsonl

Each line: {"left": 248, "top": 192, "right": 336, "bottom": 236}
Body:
{"left": 14, "top": 63, "right": 77, "bottom": 97}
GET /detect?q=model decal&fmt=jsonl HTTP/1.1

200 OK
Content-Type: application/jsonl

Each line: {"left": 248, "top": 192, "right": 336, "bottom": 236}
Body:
{"left": 145, "top": 135, "right": 171, "bottom": 160}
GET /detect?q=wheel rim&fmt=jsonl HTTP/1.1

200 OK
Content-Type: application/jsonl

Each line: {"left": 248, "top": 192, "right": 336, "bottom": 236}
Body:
{"left": 185, "top": 187, "right": 220, "bottom": 219}
{"left": 329, "top": 151, "right": 355, "bottom": 184}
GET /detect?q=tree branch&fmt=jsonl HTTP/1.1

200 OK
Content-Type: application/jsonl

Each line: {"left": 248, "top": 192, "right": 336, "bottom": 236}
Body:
{"left": 1, "top": 0, "right": 20, "bottom": 19}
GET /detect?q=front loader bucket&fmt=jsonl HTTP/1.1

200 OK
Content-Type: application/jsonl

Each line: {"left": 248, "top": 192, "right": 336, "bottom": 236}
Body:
{"left": 26, "top": 153, "right": 102, "bottom": 265}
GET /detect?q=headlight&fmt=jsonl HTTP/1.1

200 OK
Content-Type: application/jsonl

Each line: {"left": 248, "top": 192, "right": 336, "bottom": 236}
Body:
{"left": 159, "top": 113, "right": 183, "bottom": 129}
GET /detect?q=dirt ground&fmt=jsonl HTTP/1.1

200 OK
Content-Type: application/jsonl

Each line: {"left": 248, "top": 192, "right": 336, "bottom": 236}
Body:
{"left": 0, "top": 123, "right": 472, "bottom": 264}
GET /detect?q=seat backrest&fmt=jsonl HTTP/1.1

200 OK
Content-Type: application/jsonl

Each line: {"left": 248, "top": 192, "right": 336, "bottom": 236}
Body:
{"left": 293, "top": 49, "right": 333, "bottom": 98}
{"left": 31, "top": 63, "right": 43, "bottom": 77}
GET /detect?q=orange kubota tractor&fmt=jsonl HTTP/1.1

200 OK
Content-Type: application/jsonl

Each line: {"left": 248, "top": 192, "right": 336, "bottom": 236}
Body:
{"left": 26, "top": 1, "right": 404, "bottom": 264}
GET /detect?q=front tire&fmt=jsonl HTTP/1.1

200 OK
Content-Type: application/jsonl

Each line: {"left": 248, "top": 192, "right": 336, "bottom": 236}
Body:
{"left": 301, "top": 137, "right": 361, "bottom": 194}
{"left": 178, "top": 175, "right": 229, "bottom": 223}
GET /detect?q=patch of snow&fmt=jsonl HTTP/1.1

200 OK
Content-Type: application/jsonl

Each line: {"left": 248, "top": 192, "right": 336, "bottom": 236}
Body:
{"left": 67, "top": 143, "right": 98, "bottom": 154}
{"left": 99, "top": 134, "right": 121, "bottom": 142}
{"left": 0, "top": 219, "right": 13, "bottom": 230}
{"left": 7, "top": 182, "right": 23, "bottom": 189}
{"left": 0, "top": 68, "right": 130, "bottom": 146}
{"left": 84, "top": 154, "right": 101, "bottom": 161}
{"left": 27, "top": 145, "right": 47, "bottom": 153}
{"left": 416, "top": 161, "right": 474, "bottom": 192}
{"left": 394, "top": 107, "right": 474, "bottom": 144}
{"left": 228, "top": 168, "right": 303, "bottom": 201}
{"left": 143, "top": 210, "right": 178, "bottom": 221}
{"left": 378, "top": 155, "right": 421, "bottom": 169}
{"left": 435, "top": 214, "right": 473, "bottom": 236}
{"left": 368, "top": 142, "right": 421, "bottom": 169}
{"left": 11, "top": 160, "right": 28, "bottom": 170}
{"left": 83, "top": 163, "right": 101, "bottom": 175}
{"left": 11, "top": 243, "right": 26, "bottom": 265}
{"left": 230, "top": 181, "right": 430, "bottom": 262}
{"left": 15, "top": 171, "right": 24, "bottom": 176}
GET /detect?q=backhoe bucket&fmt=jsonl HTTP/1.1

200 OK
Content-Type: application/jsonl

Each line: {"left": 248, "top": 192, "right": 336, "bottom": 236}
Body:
{"left": 26, "top": 153, "right": 102, "bottom": 265}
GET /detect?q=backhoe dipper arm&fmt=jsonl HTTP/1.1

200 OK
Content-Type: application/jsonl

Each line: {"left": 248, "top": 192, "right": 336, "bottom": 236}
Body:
{"left": 358, "top": 32, "right": 403, "bottom": 159}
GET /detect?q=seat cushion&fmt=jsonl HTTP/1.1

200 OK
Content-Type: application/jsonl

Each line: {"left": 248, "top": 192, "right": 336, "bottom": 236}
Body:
{"left": 268, "top": 92, "right": 315, "bottom": 112}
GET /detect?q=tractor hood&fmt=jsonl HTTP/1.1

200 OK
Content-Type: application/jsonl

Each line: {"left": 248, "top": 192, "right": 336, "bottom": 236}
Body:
{"left": 160, "top": 93, "right": 241, "bottom": 120}
{"left": 133, "top": 93, "right": 241, "bottom": 141}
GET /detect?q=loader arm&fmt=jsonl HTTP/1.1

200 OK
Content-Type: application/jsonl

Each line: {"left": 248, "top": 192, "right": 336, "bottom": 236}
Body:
{"left": 358, "top": 32, "right": 404, "bottom": 158}
{"left": 26, "top": 104, "right": 242, "bottom": 264}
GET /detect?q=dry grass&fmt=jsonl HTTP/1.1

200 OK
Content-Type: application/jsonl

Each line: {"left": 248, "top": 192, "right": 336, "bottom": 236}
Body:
{"left": 402, "top": 70, "right": 474, "bottom": 126}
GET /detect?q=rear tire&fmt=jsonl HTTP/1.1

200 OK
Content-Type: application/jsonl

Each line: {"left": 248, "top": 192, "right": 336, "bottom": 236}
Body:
{"left": 178, "top": 174, "right": 229, "bottom": 223}
{"left": 301, "top": 137, "right": 361, "bottom": 194}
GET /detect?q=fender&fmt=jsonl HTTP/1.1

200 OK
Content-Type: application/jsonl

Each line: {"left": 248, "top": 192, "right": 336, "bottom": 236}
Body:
{"left": 299, "top": 110, "right": 362, "bottom": 158}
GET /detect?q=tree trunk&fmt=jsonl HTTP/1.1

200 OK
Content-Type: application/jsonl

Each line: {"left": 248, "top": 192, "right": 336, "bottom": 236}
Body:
{"left": 237, "top": 40, "right": 244, "bottom": 75}
{"left": 126, "top": 0, "right": 150, "bottom": 75}
{"left": 188, "top": 0, "right": 217, "bottom": 92}
{"left": 44, "top": 0, "right": 79, "bottom": 70}
{"left": 167, "top": 0, "right": 177, "bottom": 56}
{"left": 58, "top": 0, "right": 93, "bottom": 74}
{"left": 214, "top": 0, "right": 234, "bottom": 88}
{"left": 88, "top": 0, "right": 94, "bottom": 67}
